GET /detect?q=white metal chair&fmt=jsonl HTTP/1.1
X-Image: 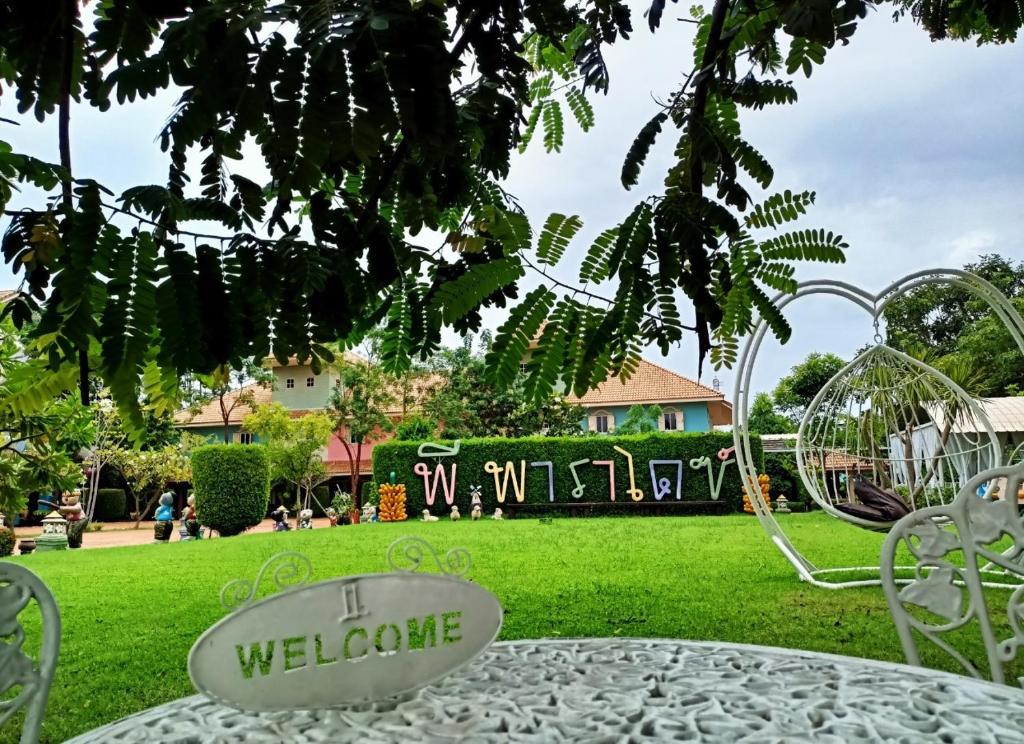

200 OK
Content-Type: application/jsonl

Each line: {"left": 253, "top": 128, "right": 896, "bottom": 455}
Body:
{"left": 0, "top": 562, "right": 61, "bottom": 744}
{"left": 881, "top": 463, "right": 1024, "bottom": 686}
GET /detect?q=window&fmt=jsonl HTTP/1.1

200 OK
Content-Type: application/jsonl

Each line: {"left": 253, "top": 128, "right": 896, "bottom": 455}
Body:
{"left": 285, "top": 378, "right": 295, "bottom": 389}
{"left": 519, "top": 363, "right": 528, "bottom": 375}
{"left": 663, "top": 411, "right": 679, "bottom": 431}
{"left": 237, "top": 432, "right": 253, "bottom": 445}
{"left": 595, "top": 415, "right": 609, "bottom": 434}
{"left": 306, "top": 377, "right": 315, "bottom": 387}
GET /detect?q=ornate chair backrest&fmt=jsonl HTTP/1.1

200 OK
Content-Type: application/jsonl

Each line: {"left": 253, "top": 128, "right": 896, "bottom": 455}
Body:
{"left": 880, "top": 463, "right": 1024, "bottom": 686}
{"left": 0, "top": 562, "right": 60, "bottom": 744}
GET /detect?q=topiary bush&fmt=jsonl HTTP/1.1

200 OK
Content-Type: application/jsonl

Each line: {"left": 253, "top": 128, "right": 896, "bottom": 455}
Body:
{"left": 94, "top": 488, "right": 127, "bottom": 522}
{"left": 191, "top": 445, "right": 271, "bottom": 536}
{"left": 0, "top": 526, "right": 14, "bottom": 557}
{"left": 374, "top": 432, "right": 761, "bottom": 513}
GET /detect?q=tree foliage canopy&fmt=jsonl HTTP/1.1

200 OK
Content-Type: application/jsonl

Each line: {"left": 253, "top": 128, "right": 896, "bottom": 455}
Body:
{"left": 883, "top": 254, "right": 1024, "bottom": 396}
{"left": 1, "top": 1, "right": 1019, "bottom": 441}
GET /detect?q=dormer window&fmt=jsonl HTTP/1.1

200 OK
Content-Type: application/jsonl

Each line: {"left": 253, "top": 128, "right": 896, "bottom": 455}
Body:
{"left": 285, "top": 378, "right": 295, "bottom": 389}
{"left": 306, "top": 377, "right": 315, "bottom": 387}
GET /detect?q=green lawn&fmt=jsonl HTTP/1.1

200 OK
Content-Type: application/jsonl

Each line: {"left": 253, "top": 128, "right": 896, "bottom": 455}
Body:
{"left": 0, "top": 513, "right": 1009, "bottom": 742}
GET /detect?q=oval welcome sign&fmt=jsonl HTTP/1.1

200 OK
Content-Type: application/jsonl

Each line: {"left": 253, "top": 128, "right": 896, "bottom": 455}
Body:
{"left": 189, "top": 573, "right": 503, "bottom": 710}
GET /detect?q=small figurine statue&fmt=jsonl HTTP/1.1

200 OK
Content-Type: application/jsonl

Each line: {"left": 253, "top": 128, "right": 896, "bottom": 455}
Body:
{"left": 326, "top": 507, "right": 339, "bottom": 527}
{"left": 298, "top": 508, "right": 314, "bottom": 529}
{"left": 153, "top": 491, "right": 175, "bottom": 542}
{"left": 450, "top": 505, "right": 461, "bottom": 521}
{"left": 60, "top": 489, "right": 89, "bottom": 548}
{"left": 492, "top": 508, "right": 504, "bottom": 520}
{"left": 271, "top": 505, "right": 291, "bottom": 531}
{"left": 471, "top": 503, "right": 482, "bottom": 520}
{"left": 183, "top": 493, "right": 201, "bottom": 540}
{"left": 421, "top": 509, "right": 439, "bottom": 522}
{"left": 360, "top": 502, "right": 379, "bottom": 523}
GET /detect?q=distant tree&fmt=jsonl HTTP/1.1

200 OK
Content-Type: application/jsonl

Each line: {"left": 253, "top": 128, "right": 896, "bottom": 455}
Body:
{"left": 747, "top": 393, "right": 796, "bottom": 435}
{"left": 616, "top": 405, "right": 663, "bottom": 434}
{"left": 394, "top": 414, "right": 438, "bottom": 442}
{"left": 329, "top": 359, "right": 396, "bottom": 506}
{"left": 243, "top": 403, "right": 336, "bottom": 518}
{"left": 773, "top": 353, "right": 847, "bottom": 423}
{"left": 111, "top": 433, "right": 201, "bottom": 526}
{"left": 186, "top": 361, "right": 274, "bottom": 444}
{"left": 884, "top": 254, "right": 1024, "bottom": 397}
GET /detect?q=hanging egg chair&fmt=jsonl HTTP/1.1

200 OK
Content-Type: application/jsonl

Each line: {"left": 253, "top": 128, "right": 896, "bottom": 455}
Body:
{"left": 732, "top": 268, "right": 1024, "bottom": 589}
{"left": 795, "top": 344, "right": 1001, "bottom": 532}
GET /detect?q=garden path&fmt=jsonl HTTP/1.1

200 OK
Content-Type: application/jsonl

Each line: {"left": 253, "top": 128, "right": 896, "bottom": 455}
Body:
{"left": 13, "top": 518, "right": 334, "bottom": 549}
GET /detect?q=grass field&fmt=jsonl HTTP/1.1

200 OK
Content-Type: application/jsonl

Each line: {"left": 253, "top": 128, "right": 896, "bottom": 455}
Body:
{"left": 0, "top": 513, "right": 1011, "bottom": 742}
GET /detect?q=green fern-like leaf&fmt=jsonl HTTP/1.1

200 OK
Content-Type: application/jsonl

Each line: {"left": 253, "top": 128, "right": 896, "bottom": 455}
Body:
{"left": 485, "top": 286, "right": 557, "bottom": 389}
{"left": 744, "top": 190, "right": 816, "bottom": 229}
{"left": 786, "top": 38, "right": 827, "bottom": 77}
{"left": 536, "top": 213, "right": 583, "bottom": 266}
{"left": 621, "top": 112, "right": 667, "bottom": 189}
{"left": 379, "top": 282, "right": 414, "bottom": 374}
{"left": 565, "top": 87, "right": 594, "bottom": 131}
{"left": 578, "top": 227, "right": 620, "bottom": 283}
{"left": 542, "top": 100, "right": 565, "bottom": 153}
{"left": 430, "top": 258, "right": 525, "bottom": 325}
{"left": 759, "top": 228, "right": 847, "bottom": 263}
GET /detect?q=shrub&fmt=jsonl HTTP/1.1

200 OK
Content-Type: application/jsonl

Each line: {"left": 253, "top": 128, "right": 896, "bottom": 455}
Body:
{"left": 360, "top": 480, "right": 378, "bottom": 506}
{"left": 0, "top": 526, "right": 14, "bottom": 557}
{"left": 373, "top": 432, "right": 761, "bottom": 513}
{"left": 395, "top": 414, "right": 437, "bottom": 441}
{"left": 191, "top": 445, "right": 271, "bottom": 536}
{"left": 332, "top": 489, "right": 354, "bottom": 515}
{"left": 94, "top": 488, "right": 127, "bottom": 522}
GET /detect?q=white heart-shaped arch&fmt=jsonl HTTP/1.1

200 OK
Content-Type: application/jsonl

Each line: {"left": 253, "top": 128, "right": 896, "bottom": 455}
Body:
{"left": 732, "top": 269, "right": 1024, "bottom": 588}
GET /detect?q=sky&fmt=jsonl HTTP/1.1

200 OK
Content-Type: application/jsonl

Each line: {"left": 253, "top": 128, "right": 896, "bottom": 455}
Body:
{"left": 2, "top": 6, "right": 1022, "bottom": 401}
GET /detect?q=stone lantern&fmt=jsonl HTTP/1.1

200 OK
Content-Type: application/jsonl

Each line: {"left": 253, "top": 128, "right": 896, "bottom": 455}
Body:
{"left": 36, "top": 511, "right": 69, "bottom": 552}
{"left": 776, "top": 494, "right": 791, "bottom": 514}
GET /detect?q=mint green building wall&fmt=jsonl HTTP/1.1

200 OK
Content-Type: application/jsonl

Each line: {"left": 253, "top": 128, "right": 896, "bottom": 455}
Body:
{"left": 185, "top": 425, "right": 260, "bottom": 444}
{"left": 272, "top": 364, "right": 338, "bottom": 410}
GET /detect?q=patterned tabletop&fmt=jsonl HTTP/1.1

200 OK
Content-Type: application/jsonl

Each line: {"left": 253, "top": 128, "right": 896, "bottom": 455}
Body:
{"left": 67, "top": 638, "right": 1024, "bottom": 743}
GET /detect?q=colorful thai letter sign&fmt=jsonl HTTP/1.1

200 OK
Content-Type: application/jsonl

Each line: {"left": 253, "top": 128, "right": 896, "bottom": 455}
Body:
{"left": 484, "top": 461, "right": 526, "bottom": 503}
{"left": 414, "top": 462, "right": 458, "bottom": 506}
{"left": 189, "top": 572, "right": 503, "bottom": 710}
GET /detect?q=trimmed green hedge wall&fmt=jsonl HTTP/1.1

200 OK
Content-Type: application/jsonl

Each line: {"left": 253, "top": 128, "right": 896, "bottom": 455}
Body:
{"left": 94, "top": 488, "right": 127, "bottom": 522}
{"left": 191, "top": 445, "right": 271, "bottom": 536}
{"left": 373, "top": 432, "right": 760, "bottom": 514}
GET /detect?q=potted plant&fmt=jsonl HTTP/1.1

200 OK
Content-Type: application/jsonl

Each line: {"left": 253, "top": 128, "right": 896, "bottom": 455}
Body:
{"left": 332, "top": 489, "right": 355, "bottom": 525}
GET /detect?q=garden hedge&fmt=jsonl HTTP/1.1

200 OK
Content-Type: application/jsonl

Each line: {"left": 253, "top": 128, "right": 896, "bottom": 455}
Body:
{"left": 0, "top": 526, "right": 14, "bottom": 557}
{"left": 94, "top": 488, "right": 127, "bottom": 522}
{"left": 373, "top": 432, "right": 761, "bottom": 514}
{"left": 191, "top": 445, "right": 271, "bottom": 536}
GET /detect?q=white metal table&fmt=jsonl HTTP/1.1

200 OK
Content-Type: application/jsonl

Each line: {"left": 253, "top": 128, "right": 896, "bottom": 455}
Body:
{"left": 67, "top": 638, "right": 1024, "bottom": 742}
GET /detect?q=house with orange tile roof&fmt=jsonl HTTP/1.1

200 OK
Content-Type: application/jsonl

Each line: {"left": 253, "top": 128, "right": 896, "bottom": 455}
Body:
{"left": 567, "top": 358, "right": 731, "bottom": 434}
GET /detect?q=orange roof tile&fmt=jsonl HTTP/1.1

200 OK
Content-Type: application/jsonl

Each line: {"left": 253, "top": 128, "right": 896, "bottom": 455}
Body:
{"left": 0, "top": 290, "right": 18, "bottom": 304}
{"left": 173, "top": 383, "right": 273, "bottom": 427}
{"left": 567, "top": 358, "right": 725, "bottom": 407}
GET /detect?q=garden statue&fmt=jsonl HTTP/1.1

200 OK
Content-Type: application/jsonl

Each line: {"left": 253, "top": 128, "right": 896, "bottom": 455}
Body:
{"left": 469, "top": 484, "right": 483, "bottom": 507}
{"left": 271, "top": 506, "right": 291, "bottom": 531}
{"left": 492, "top": 508, "right": 503, "bottom": 520}
{"left": 776, "top": 494, "right": 791, "bottom": 514}
{"left": 60, "top": 490, "right": 88, "bottom": 549}
{"left": 153, "top": 492, "right": 175, "bottom": 542}
{"left": 421, "top": 509, "right": 439, "bottom": 522}
{"left": 360, "top": 503, "right": 379, "bottom": 523}
{"left": 183, "top": 493, "right": 201, "bottom": 540}
{"left": 450, "top": 505, "right": 461, "bottom": 521}
{"left": 471, "top": 503, "right": 482, "bottom": 520}
{"left": 299, "top": 508, "right": 314, "bottom": 529}
{"left": 326, "top": 507, "right": 339, "bottom": 527}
